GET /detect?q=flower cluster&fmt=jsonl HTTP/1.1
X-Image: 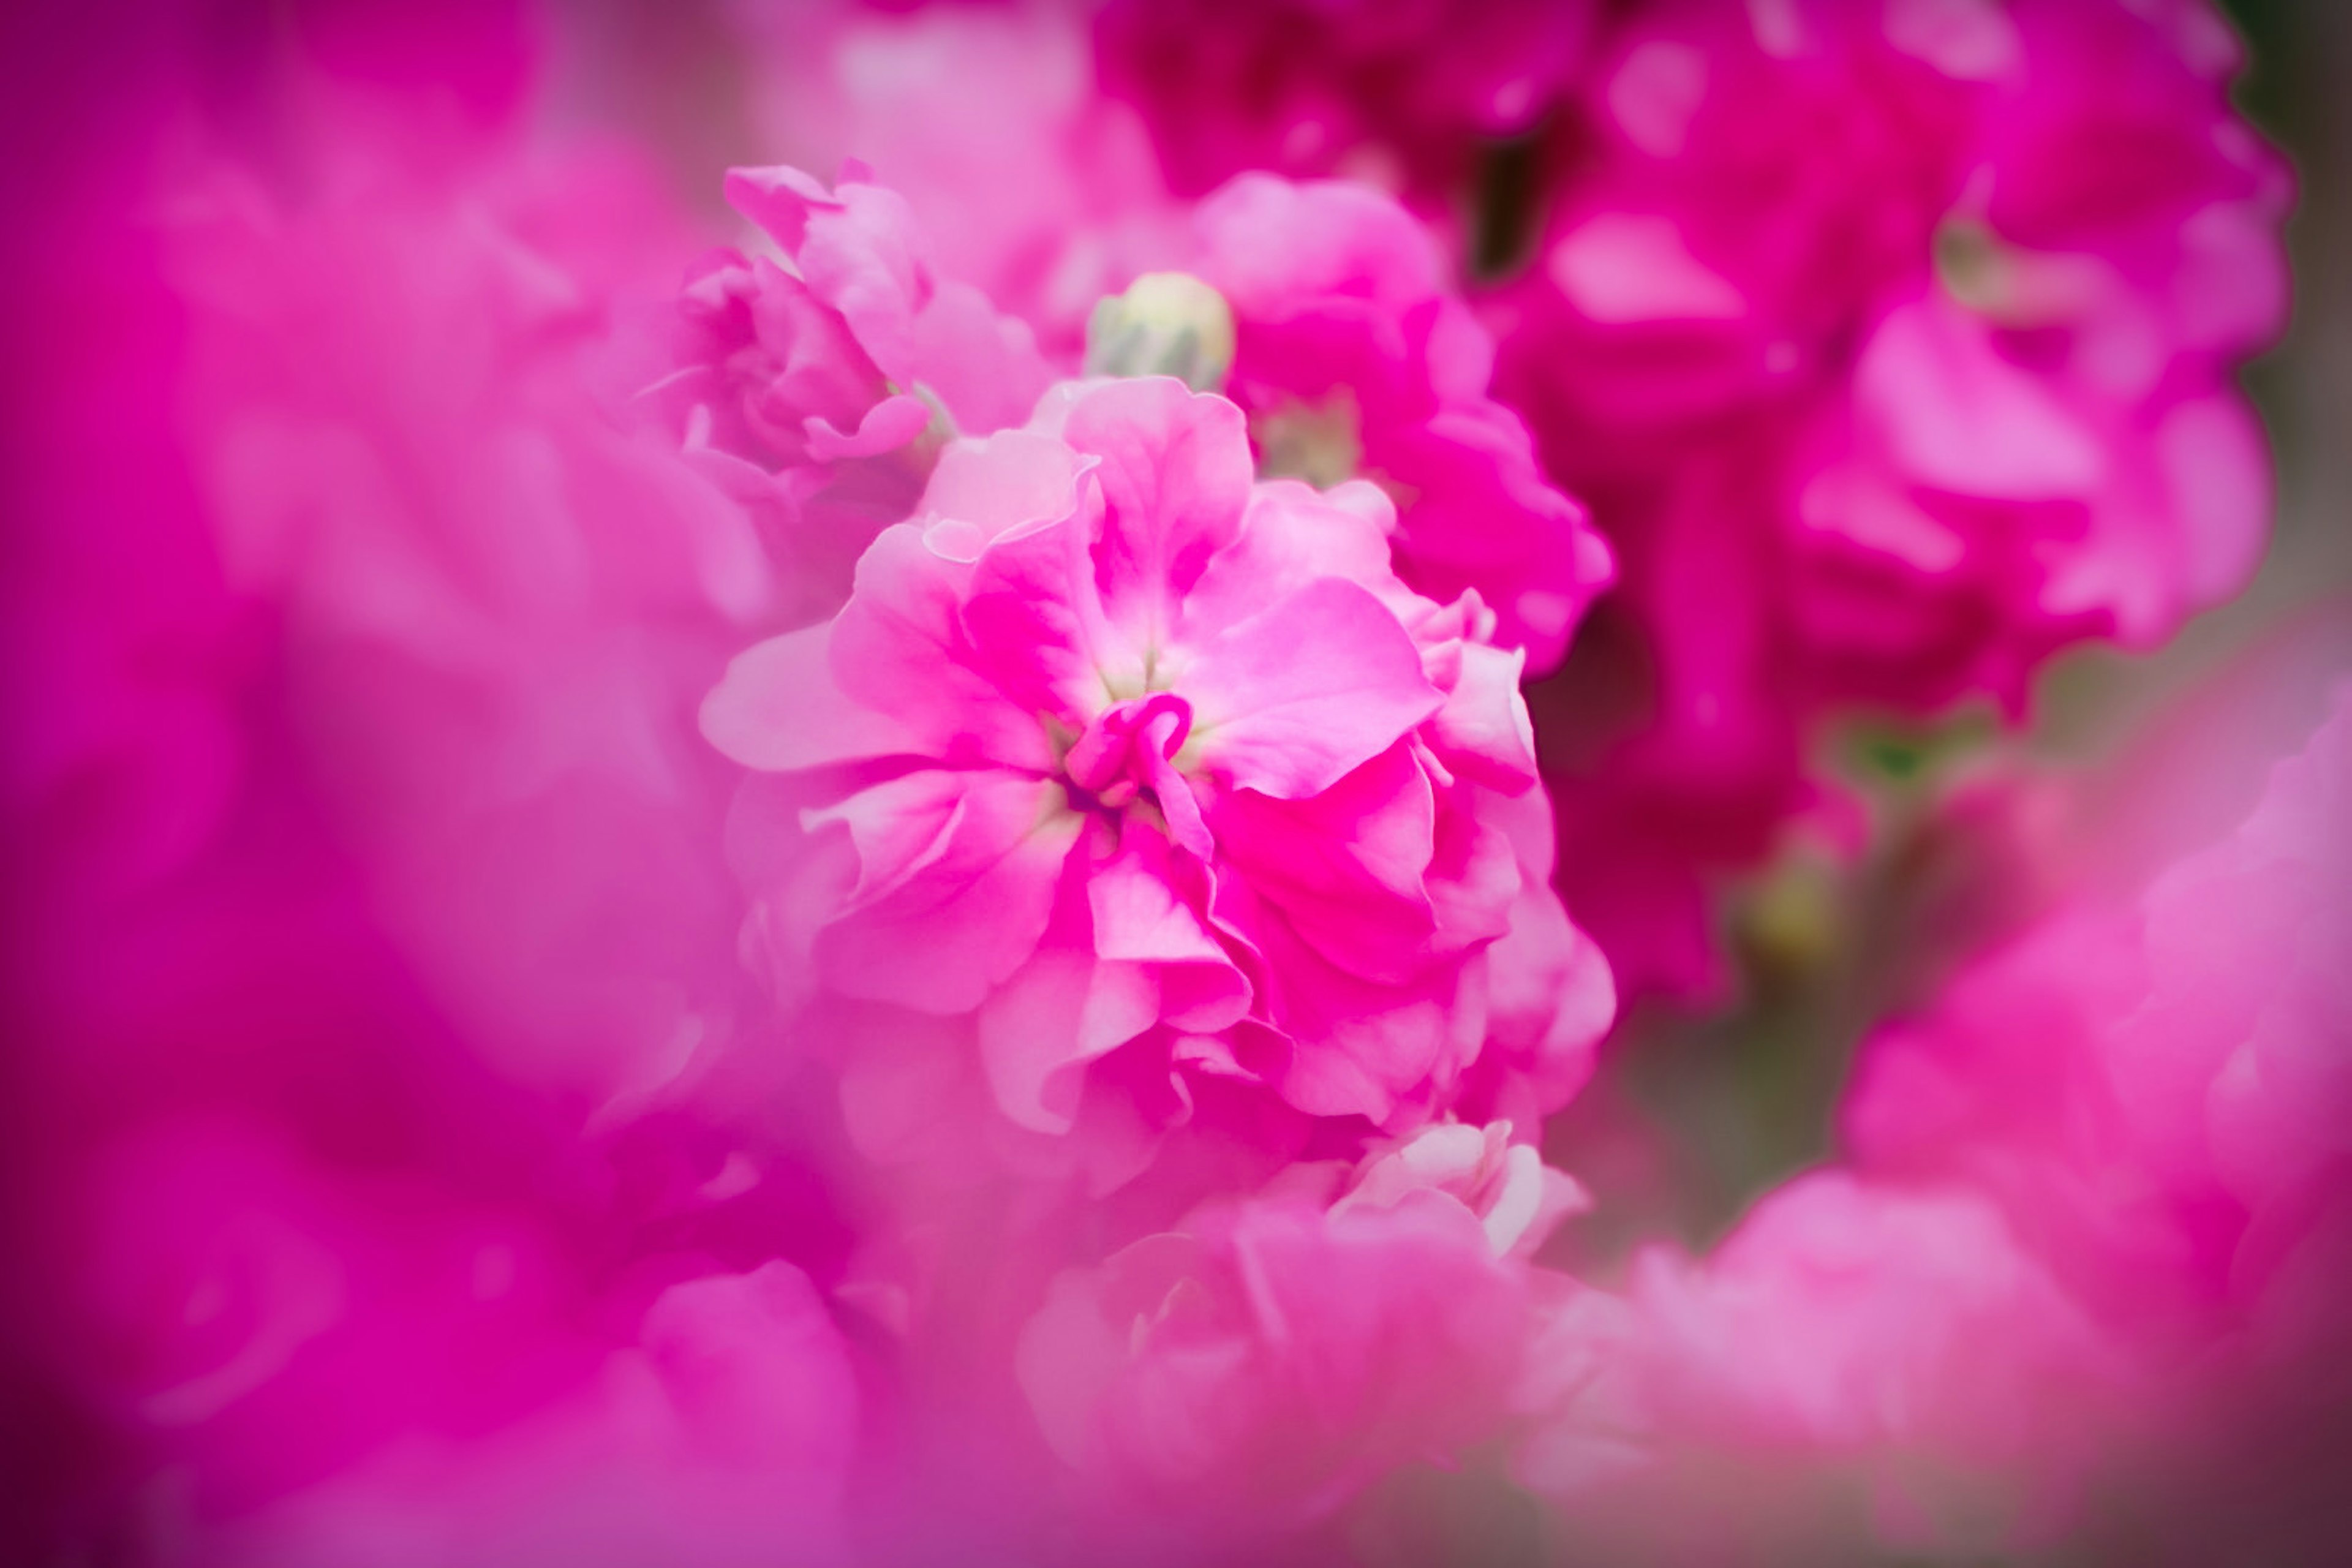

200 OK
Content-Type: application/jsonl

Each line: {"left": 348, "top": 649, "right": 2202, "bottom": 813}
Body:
{"left": 1502, "top": 0, "right": 2291, "bottom": 997}
{"left": 2, "top": 2, "right": 2335, "bottom": 1566}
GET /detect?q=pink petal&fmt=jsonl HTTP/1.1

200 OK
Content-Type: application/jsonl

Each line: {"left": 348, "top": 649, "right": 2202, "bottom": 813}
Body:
{"left": 1209, "top": 743, "right": 1440, "bottom": 986}
{"left": 701, "top": 622, "right": 929, "bottom": 772}
{"left": 1185, "top": 578, "right": 1444, "bottom": 800}
{"left": 1178, "top": 479, "right": 1412, "bottom": 636}
{"left": 801, "top": 393, "right": 933, "bottom": 462}
{"left": 962, "top": 494, "right": 1136, "bottom": 728}
{"left": 1055, "top": 377, "right": 1255, "bottom": 654}
{"left": 829, "top": 524, "right": 1057, "bottom": 774}
{"left": 808, "top": 770, "right": 1080, "bottom": 1014}
{"left": 1422, "top": 639, "right": 1539, "bottom": 794}
{"left": 978, "top": 943, "right": 1161, "bottom": 1135}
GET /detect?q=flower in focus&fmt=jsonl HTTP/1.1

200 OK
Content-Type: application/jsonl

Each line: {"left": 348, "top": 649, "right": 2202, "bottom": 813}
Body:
{"left": 704, "top": 371, "right": 1611, "bottom": 1164}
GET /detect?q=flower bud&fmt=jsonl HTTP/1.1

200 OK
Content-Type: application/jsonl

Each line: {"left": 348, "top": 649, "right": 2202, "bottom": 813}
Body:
{"left": 1084, "top": 271, "right": 1236, "bottom": 391}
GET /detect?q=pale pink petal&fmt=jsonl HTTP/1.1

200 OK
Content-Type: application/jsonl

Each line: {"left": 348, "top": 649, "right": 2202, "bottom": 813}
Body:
{"left": 801, "top": 392, "right": 932, "bottom": 462}
{"left": 701, "top": 622, "right": 929, "bottom": 772}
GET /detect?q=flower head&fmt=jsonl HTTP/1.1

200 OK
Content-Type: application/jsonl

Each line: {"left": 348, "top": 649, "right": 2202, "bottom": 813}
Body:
{"left": 705, "top": 374, "right": 1610, "bottom": 1148}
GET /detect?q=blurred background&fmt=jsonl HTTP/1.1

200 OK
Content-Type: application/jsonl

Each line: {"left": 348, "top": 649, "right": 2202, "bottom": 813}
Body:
{"left": 1521, "top": 0, "right": 2352, "bottom": 1265}
{"left": 4, "top": 2, "right": 2348, "bottom": 1562}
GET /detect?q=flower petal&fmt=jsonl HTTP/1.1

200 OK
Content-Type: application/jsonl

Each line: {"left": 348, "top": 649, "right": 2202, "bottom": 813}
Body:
{"left": 1185, "top": 578, "right": 1443, "bottom": 800}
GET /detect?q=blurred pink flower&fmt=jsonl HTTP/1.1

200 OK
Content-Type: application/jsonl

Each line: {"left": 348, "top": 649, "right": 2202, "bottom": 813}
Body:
{"left": 168, "top": 136, "right": 774, "bottom": 1110}
{"left": 1017, "top": 1120, "right": 1577, "bottom": 1518}
{"left": 741, "top": 2, "right": 1185, "bottom": 358}
{"left": 1515, "top": 678, "right": 2352, "bottom": 1559}
{"left": 648, "top": 162, "right": 1053, "bottom": 627}
{"left": 203, "top": 1257, "right": 861, "bottom": 1568}
{"left": 1847, "top": 683, "right": 2352, "bottom": 1370}
{"left": 1502, "top": 0, "right": 2286, "bottom": 1001}
{"left": 1517, "top": 1171, "right": 2116, "bottom": 1558}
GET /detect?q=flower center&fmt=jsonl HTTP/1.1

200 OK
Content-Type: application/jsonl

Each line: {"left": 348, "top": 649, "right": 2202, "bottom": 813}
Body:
{"left": 1062, "top": 693, "right": 1194, "bottom": 812}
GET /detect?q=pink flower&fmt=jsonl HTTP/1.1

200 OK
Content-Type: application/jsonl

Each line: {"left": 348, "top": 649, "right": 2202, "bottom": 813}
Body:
{"left": 1846, "top": 682, "right": 2352, "bottom": 1364}
{"left": 1517, "top": 1172, "right": 2116, "bottom": 1557}
{"left": 1016, "top": 1121, "right": 1576, "bottom": 1518}
{"left": 1627, "top": 1174, "right": 2111, "bottom": 1455}
{"left": 649, "top": 162, "right": 1053, "bottom": 625}
{"left": 1513, "top": 674, "right": 2352, "bottom": 1558}
{"left": 1502, "top": 0, "right": 2286, "bottom": 1000}
{"left": 1189, "top": 175, "right": 1615, "bottom": 673}
{"left": 704, "top": 374, "right": 1610, "bottom": 1158}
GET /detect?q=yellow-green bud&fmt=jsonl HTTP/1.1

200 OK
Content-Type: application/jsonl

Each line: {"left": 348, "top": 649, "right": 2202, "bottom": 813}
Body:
{"left": 1084, "top": 272, "right": 1237, "bottom": 392}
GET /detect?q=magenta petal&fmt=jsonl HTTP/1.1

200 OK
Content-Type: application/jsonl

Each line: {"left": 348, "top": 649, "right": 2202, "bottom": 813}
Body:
{"left": 1057, "top": 377, "right": 1255, "bottom": 651}
{"left": 1089, "top": 823, "right": 1233, "bottom": 970}
{"left": 963, "top": 496, "right": 1135, "bottom": 726}
{"left": 1212, "top": 743, "right": 1439, "bottom": 986}
{"left": 1858, "top": 298, "right": 2105, "bottom": 502}
{"left": 1185, "top": 578, "right": 1444, "bottom": 799}
{"left": 979, "top": 944, "right": 1160, "bottom": 1135}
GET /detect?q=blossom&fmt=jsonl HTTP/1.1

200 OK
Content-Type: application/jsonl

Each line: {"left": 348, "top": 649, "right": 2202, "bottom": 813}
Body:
{"left": 1016, "top": 1121, "right": 1577, "bottom": 1518}
{"left": 648, "top": 162, "right": 1054, "bottom": 627}
{"left": 704, "top": 374, "right": 1610, "bottom": 1156}
{"left": 1501, "top": 0, "right": 2287, "bottom": 1000}
{"left": 1517, "top": 1172, "right": 2116, "bottom": 1558}
{"left": 1185, "top": 175, "right": 1615, "bottom": 673}
{"left": 1845, "top": 682, "right": 2352, "bottom": 1365}
{"left": 1513, "top": 674, "right": 2352, "bottom": 1558}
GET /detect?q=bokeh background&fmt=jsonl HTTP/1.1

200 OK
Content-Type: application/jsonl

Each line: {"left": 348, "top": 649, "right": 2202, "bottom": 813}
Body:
{"left": 5, "top": 2, "right": 2348, "bottom": 1562}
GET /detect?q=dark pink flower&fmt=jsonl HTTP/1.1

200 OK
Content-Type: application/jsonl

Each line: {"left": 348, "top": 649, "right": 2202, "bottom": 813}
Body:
{"left": 1499, "top": 0, "right": 2287, "bottom": 1000}
{"left": 1097, "top": 0, "right": 1599, "bottom": 217}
